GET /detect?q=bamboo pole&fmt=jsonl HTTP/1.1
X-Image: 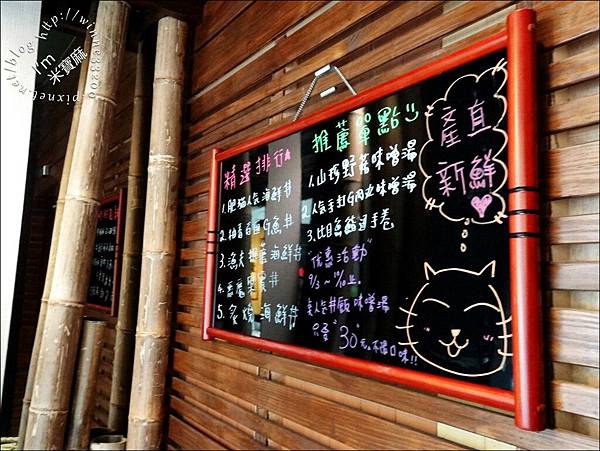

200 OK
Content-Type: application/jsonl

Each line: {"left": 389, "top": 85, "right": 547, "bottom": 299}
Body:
{"left": 126, "top": 17, "right": 187, "bottom": 450}
{"left": 65, "top": 319, "right": 106, "bottom": 450}
{"left": 16, "top": 35, "right": 92, "bottom": 451}
{"left": 108, "top": 35, "right": 154, "bottom": 434}
{"left": 23, "top": 3, "right": 130, "bottom": 449}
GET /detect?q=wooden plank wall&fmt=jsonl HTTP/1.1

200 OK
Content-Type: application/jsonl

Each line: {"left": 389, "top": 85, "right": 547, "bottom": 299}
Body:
{"left": 169, "top": 1, "right": 599, "bottom": 449}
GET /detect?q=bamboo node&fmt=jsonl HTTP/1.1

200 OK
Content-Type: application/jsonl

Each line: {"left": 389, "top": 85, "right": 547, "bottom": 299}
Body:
{"left": 47, "top": 299, "right": 86, "bottom": 309}
{"left": 128, "top": 416, "right": 162, "bottom": 424}
{"left": 134, "top": 332, "right": 170, "bottom": 339}
{"left": 28, "top": 407, "right": 69, "bottom": 415}
{"left": 149, "top": 154, "right": 178, "bottom": 170}
{"left": 122, "top": 251, "right": 142, "bottom": 257}
{"left": 115, "top": 325, "right": 135, "bottom": 334}
{"left": 85, "top": 92, "right": 118, "bottom": 107}
{"left": 142, "top": 250, "right": 174, "bottom": 258}
{"left": 153, "top": 78, "right": 184, "bottom": 87}
{"left": 63, "top": 194, "right": 101, "bottom": 207}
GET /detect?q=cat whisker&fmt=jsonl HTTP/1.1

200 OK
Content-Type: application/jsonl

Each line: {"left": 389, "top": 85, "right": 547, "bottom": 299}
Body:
{"left": 497, "top": 333, "right": 512, "bottom": 339}
{"left": 399, "top": 306, "right": 417, "bottom": 316}
{"left": 496, "top": 315, "right": 512, "bottom": 325}
{"left": 395, "top": 325, "right": 413, "bottom": 329}
{"left": 398, "top": 341, "right": 419, "bottom": 346}
{"left": 497, "top": 350, "right": 513, "bottom": 357}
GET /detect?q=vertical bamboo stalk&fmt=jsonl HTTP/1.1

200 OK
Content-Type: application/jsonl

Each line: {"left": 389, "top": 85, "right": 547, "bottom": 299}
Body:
{"left": 108, "top": 35, "right": 154, "bottom": 434}
{"left": 65, "top": 319, "right": 106, "bottom": 450}
{"left": 126, "top": 17, "right": 187, "bottom": 450}
{"left": 16, "top": 35, "right": 91, "bottom": 451}
{"left": 23, "top": 3, "right": 129, "bottom": 449}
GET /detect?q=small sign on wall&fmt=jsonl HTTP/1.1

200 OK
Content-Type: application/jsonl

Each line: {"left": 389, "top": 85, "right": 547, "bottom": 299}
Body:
{"left": 86, "top": 189, "right": 126, "bottom": 316}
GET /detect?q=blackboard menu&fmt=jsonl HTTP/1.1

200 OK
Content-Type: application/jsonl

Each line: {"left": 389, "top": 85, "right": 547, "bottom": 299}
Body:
{"left": 211, "top": 50, "right": 513, "bottom": 390}
{"left": 86, "top": 190, "right": 125, "bottom": 316}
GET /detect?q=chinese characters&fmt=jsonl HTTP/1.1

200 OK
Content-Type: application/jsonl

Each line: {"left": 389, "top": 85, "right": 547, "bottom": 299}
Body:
{"left": 311, "top": 103, "right": 420, "bottom": 153}
{"left": 420, "top": 58, "right": 508, "bottom": 224}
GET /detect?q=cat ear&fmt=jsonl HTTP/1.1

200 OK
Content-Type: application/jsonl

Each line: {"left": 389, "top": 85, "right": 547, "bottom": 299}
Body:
{"left": 478, "top": 260, "right": 496, "bottom": 278}
{"left": 424, "top": 262, "right": 437, "bottom": 280}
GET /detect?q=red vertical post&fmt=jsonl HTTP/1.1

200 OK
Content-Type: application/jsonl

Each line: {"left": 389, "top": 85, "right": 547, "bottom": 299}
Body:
{"left": 203, "top": 148, "right": 220, "bottom": 340}
{"left": 507, "top": 8, "right": 545, "bottom": 431}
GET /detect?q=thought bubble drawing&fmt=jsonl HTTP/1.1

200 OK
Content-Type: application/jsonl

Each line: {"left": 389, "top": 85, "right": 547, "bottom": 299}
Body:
{"left": 418, "top": 58, "right": 508, "bottom": 225}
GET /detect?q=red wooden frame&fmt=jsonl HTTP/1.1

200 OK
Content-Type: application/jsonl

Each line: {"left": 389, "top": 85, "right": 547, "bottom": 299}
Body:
{"left": 203, "top": 9, "right": 544, "bottom": 431}
{"left": 86, "top": 188, "right": 126, "bottom": 317}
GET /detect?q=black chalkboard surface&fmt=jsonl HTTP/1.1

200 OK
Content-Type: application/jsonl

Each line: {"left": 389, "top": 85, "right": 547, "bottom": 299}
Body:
{"left": 86, "top": 190, "right": 125, "bottom": 316}
{"left": 211, "top": 50, "right": 512, "bottom": 390}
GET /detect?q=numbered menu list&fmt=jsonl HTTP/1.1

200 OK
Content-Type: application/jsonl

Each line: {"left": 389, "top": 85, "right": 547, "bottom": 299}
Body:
{"left": 87, "top": 196, "right": 122, "bottom": 313}
{"left": 214, "top": 88, "right": 427, "bottom": 358}
{"left": 212, "top": 50, "right": 512, "bottom": 389}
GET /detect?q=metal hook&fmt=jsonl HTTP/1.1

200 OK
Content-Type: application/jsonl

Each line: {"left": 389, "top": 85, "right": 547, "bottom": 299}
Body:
{"left": 293, "top": 64, "right": 357, "bottom": 121}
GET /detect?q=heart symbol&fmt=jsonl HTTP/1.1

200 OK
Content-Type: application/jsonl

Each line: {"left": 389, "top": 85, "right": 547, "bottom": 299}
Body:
{"left": 471, "top": 194, "right": 492, "bottom": 218}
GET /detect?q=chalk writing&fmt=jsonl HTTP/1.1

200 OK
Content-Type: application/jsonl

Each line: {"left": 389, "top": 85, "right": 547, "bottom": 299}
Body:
{"left": 306, "top": 292, "right": 390, "bottom": 316}
{"left": 336, "top": 119, "right": 349, "bottom": 152}
{"left": 312, "top": 129, "right": 332, "bottom": 153}
{"left": 221, "top": 179, "right": 293, "bottom": 214}
{"left": 305, "top": 208, "right": 395, "bottom": 243}
{"left": 218, "top": 243, "right": 303, "bottom": 267}
{"left": 216, "top": 301, "right": 300, "bottom": 331}
{"left": 211, "top": 50, "right": 512, "bottom": 392}
{"left": 419, "top": 58, "right": 508, "bottom": 224}
{"left": 309, "top": 104, "right": 422, "bottom": 155}
{"left": 219, "top": 212, "right": 295, "bottom": 243}
{"left": 307, "top": 139, "right": 418, "bottom": 189}
{"left": 309, "top": 243, "right": 370, "bottom": 269}
{"left": 87, "top": 195, "right": 123, "bottom": 313}
{"left": 397, "top": 261, "right": 511, "bottom": 377}
{"left": 217, "top": 269, "right": 281, "bottom": 298}
{"left": 223, "top": 149, "right": 292, "bottom": 190}
{"left": 302, "top": 175, "right": 415, "bottom": 221}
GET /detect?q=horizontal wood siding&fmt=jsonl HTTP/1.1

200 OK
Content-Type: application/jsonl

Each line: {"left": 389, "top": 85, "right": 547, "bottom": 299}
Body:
{"left": 169, "top": 1, "right": 600, "bottom": 449}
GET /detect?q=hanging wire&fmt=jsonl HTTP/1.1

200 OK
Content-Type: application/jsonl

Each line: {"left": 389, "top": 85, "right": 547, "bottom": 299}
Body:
{"left": 293, "top": 65, "right": 357, "bottom": 121}
{"left": 293, "top": 74, "right": 322, "bottom": 121}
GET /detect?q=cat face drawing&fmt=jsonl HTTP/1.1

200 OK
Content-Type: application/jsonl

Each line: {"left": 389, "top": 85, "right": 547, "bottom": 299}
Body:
{"left": 397, "top": 261, "right": 511, "bottom": 377}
